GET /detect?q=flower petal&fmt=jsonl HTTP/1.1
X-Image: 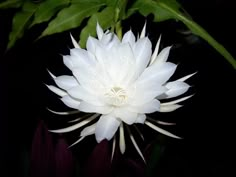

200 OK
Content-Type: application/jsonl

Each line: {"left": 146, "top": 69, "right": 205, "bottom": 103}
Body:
{"left": 67, "top": 85, "right": 102, "bottom": 106}
{"left": 95, "top": 114, "right": 121, "bottom": 142}
{"left": 96, "top": 23, "right": 104, "bottom": 40}
{"left": 114, "top": 107, "right": 138, "bottom": 125}
{"left": 145, "top": 121, "right": 181, "bottom": 139}
{"left": 47, "top": 108, "right": 80, "bottom": 115}
{"left": 69, "top": 137, "right": 85, "bottom": 148}
{"left": 126, "top": 126, "right": 146, "bottom": 163}
{"left": 129, "top": 84, "right": 167, "bottom": 106}
{"left": 150, "top": 35, "right": 162, "bottom": 65}
{"left": 161, "top": 95, "right": 193, "bottom": 105}
{"left": 78, "top": 101, "right": 113, "bottom": 114}
{"left": 122, "top": 30, "right": 135, "bottom": 45}
{"left": 140, "top": 22, "right": 146, "bottom": 39}
{"left": 119, "top": 122, "right": 126, "bottom": 154}
{"left": 177, "top": 72, "right": 197, "bottom": 82}
{"left": 80, "top": 123, "right": 96, "bottom": 137}
{"left": 86, "top": 36, "right": 99, "bottom": 53}
{"left": 129, "top": 99, "right": 160, "bottom": 113}
{"left": 46, "top": 85, "right": 67, "bottom": 97}
{"left": 160, "top": 104, "right": 182, "bottom": 112}
{"left": 61, "top": 95, "right": 80, "bottom": 109}
{"left": 70, "top": 48, "right": 96, "bottom": 68}
{"left": 152, "top": 46, "right": 172, "bottom": 66}
{"left": 50, "top": 114, "right": 99, "bottom": 133}
{"left": 165, "top": 81, "right": 190, "bottom": 98}
{"left": 135, "top": 114, "right": 146, "bottom": 124}
{"left": 133, "top": 37, "right": 152, "bottom": 76}
{"left": 63, "top": 55, "right": 73, "bottom": 70}
{"left": 55, "top": 75, "right": 78, "bottom": 90}
{"left": 70, "top": 33, "right": 80, "bottom": 48}
{"left": 47, "top": 70, "right": 56, "bottom": 79}
{"left": 137, "top": 62, "right": 177, "bottom": 85}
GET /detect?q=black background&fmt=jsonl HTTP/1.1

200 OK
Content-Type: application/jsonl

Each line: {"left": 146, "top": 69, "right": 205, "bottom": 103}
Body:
{"left": 1, "top": 0, "right": 236, "bottom": 176}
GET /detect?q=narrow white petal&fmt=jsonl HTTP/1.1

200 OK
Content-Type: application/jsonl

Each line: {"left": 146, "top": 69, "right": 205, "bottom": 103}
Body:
{"left": 129, "top": 99, "right": 160, "bottom": 113}
{"left": 152, "top": 46, "right": 172, "bottom": 66}
{"left": 68, "top": 118, "right": 81, "bottom": 123}
{"left": 177, "top": 72, "right": 197, "bottom": 82}
{"left": 111, "top": 136, "right": 116, "bottom": 162}
{"left": 68, "top": 114, "right": 94, "bottom": 123}
{"left": 69, "top": 136, "right": 85, "bottom": 148}
{"left": 126, "top": 126, "right": 146, "bottom": 163}
{"left": 47, "top": 70, "right": 56, "bottom": 79}
{"left": 70, "top": 33, "right": 80, "bottom": 48}
{"left": 122, "top": 30, "right": 135, "bottom": 45}
{"left": 96, "top": 22, "right": 104, "bottom": 40}
{"left": 61, "top": 95, "right": 80, "bottom": 109}
{"left": 49, "top": 114, "right": 99, "bottom": 133}
{"left": 46, "top": 85, "right": 67, "bottom": 97}
{"left": 135, "top": 114, "right": 146, "bottom": 124}
{"left": 160, "top": 104, "right": 182, "bottom": 112}
{"left": 161, "top": 95, "right": 193, "bottom": 105}
{"left": 79, "top": 101, "right": 113, "bottom": 114}
{"left": 150, "top": 35, "right": 162, "bottom": 65}
{"left": 47, "top": 108, "right": 80, "bottom": 115}
{"left": 140, "top": 22, "right": 146, "bottom": 39}
{"left": 157, "top": 121, "right": 176, "bottom": 125}
{"left": 80, "top": 123, "right": 96, "bottom": 136}
{"left": 165, "top": 81, "right": 190, "bottom": 98}
{"left": 119, "top": 122, "right": 126, "bottom": 154}
{"left": 147, "top": 117, "right": 176, "bottom": 125}
{"left": 134, "top": 125, "right": 144, "bottom": 140}
{"left": 145, "top": 121, "right": 181, "bottom": 139}
{"left": 95, "top": 114, "right": 121, "bottom": 142}
{"left": 55, "top": 75, "right": 78, "bottom": 90}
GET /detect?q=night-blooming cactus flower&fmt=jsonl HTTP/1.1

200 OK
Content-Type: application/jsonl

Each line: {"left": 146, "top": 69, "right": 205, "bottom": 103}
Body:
{"left": 47, "top": 23, "right": 194, "bottom": 162}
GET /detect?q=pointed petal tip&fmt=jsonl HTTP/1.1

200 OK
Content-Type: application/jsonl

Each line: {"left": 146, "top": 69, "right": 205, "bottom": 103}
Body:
{"left": 70, "top": 33, "right": 80, "bottom": 48}
{"left": 96, "top": 22, "right": 103, "bottom": 40}
{"left": 140, "top": 22, "right": 147, "bottom": 39}
{"left": 177, "top": 72, "right": 197, "bottom": 82}
{"left": 145, "top": 121, "right": 182, "bottom": 139}
{"left": 47, "top": 69, "right": 56, "bottom": 79}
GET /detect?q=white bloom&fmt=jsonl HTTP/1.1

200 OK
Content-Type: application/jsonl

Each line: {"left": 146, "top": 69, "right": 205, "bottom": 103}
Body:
{"left": 47, "top": 23, "right": 194, "bottom": 161}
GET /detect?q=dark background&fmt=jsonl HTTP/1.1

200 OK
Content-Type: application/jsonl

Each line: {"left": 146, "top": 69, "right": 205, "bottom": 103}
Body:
{"left": 1, "top": 0, "right": 236, "bottom": 176}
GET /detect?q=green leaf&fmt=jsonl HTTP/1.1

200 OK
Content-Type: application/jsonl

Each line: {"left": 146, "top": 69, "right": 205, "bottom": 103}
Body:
{"left": 7, "top": 1, "right": 38, "bottom": 49}
{"left": 0, "top": 0, "right": 23, "bottom": 9}
{"left": 40, "top": 2, "right": 105, "bottom": 38}
{"left": 30, "top": 0, "right": 70, "bottom": 27}
{"left": 127, "top": 0, "right": 176, "bottom": 22}
{"left": 79, "top": 6, "right": 116, "bottom": 48}
{"left": 128, "top": 0, "right": 236, "bottom": 68}
{"left": 71, "top": 0, "right": 105, "bottom": 2}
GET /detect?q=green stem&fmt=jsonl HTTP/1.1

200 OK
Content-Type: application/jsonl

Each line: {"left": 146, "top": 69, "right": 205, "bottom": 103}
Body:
{"left": 158, "top": 1, "right": 236, "bottom": 69}
{"left": 114, "top": 7, "right": 122, "bottom": 40}
{"left": 115, "top": 21, "right": 122, "bottom": 40}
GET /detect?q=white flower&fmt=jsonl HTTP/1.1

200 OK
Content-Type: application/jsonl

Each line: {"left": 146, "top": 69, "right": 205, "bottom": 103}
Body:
{"left": 47, "top": 23, "right": 194, "bottom": 161}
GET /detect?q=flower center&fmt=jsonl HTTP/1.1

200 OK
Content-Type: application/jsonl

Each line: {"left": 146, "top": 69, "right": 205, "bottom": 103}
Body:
{"left": 105, "top": 87, "right": 127, "bottom": 106}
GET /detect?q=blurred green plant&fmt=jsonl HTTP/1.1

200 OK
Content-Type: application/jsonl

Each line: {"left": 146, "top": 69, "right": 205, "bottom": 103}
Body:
{"left": 1, "top": 0, "right": 236, "bottom": 68}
